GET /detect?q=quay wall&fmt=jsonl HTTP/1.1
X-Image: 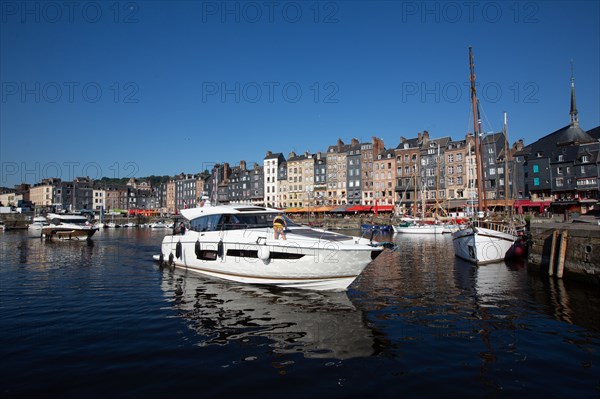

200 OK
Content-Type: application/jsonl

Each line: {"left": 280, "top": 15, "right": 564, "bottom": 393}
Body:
{"left": 528, "top": 219, "right": 600, "bottom": 285}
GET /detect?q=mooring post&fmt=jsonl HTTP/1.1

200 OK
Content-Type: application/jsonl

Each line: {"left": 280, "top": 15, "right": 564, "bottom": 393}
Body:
{"left": 557, "top": 231, "right": 569, "bottom": 279}
{"left": 548, "top": 229, "right": 558, "bottom": 276}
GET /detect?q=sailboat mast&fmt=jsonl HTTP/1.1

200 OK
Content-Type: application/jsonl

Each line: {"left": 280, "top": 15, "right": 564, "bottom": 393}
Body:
{"left": 503, "top": 111, "right": 510, "bottom": 213}
{"left": 476, "top": 100, "right": 488, "bottom": 211}
{"left": 469, "top": 47, "right": 484, "bottom": 214}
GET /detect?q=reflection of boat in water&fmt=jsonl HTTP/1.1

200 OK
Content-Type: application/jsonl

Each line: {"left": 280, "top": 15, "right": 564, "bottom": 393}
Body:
{"left": 160, "top": 268, "right": 376, "bottom": 359}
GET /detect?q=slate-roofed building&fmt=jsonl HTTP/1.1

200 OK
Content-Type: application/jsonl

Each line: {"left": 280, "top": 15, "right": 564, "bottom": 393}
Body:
{"left": 326, "top": 139, "right": 348, "bottom": 205}
{"left": 514, "top": 71, "right": 598, "bottom": 214}
{"left": 263, "top": 151, "right": 286, "bottom": 208}
{"left": 394, "top": 135, "right": 421, "bottom": 214}
{"left": 374, "top": 148, "right": 396, "bottom": 206}
{"left": 346, "top": 138, "right": 362, "bottom": 205}
{"left": 419, "top": 132, "right": 451, "bottom": 215}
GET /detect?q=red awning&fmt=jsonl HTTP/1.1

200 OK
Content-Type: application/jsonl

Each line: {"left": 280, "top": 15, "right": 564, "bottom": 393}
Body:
{"left": 373, "top": 205, "right": 394, "bottom": 212}
{"left": 346, "top": 205, "right": 372, "bottom": 212}
{"left": 513, "top": 200, "right": 551, "bottom": 208}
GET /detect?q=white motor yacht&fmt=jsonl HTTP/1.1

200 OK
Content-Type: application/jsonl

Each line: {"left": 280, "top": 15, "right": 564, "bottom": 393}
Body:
{"left": 153, "top": 205, "right": 386, "bottom": 291}
{"left": 42, "top": 213, "right": 99, "bottom": 241}
{"left": 28, "top": 216, "right": 49, "bottom": 231}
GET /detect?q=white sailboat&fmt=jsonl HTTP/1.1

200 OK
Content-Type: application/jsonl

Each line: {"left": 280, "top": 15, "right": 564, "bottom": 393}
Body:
{"left": 451, "top": 47, "right": 526, "bottom": 265}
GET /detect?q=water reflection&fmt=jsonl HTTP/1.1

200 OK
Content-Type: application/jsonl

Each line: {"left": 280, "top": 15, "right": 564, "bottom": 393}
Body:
{"left": 159, "top": 267, "right": 377, "bottom": 359}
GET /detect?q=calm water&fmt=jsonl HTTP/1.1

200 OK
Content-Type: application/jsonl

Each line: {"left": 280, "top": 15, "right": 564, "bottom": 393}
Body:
{"left": 1, "top": 228, "right": 599, "bottom": 398}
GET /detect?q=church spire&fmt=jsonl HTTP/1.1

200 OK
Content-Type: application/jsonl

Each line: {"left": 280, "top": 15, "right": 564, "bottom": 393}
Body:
{"left": 570, "top": 60, "right": 579, "bottom": 127}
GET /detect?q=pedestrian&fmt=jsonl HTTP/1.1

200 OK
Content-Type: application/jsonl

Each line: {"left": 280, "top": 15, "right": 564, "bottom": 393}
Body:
{"left": 179, "top": 222, "right": 186, "bottom": 235}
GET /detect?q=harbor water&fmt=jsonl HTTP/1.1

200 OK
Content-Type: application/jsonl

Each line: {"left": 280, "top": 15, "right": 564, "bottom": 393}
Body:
{"left": 1, "top": 229, "right": 599, "bottom": 398}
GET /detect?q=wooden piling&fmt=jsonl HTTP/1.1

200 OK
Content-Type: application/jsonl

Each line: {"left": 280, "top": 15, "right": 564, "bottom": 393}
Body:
{"left": 548, "top": 229, "right": 559, "bottom": 276}
{"left": 557, "top": 231, "right": 569, "bottom": 279}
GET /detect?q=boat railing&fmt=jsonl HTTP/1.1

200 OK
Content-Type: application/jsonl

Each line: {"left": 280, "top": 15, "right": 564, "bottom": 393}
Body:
{"left": 472, "top": 220, "right": 524, "bottom": 237}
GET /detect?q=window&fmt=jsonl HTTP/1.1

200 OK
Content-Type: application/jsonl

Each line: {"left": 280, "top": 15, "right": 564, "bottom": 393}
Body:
{"left": 448, "top": 154, "right": 454, "bottom": 163}
{"left": 533, "top": 164, "right": 539, "bottom": 173}
{"left": 582, "top": 155, "right": 589, "bottom": 163}
{"left": 457, "top": 153, "right": 463, "bottom": 161}
{"left": 533, "top": 178, "right": 540, "bottom": 186}
{"left": 557, "top": 167, "right": 563, "bottom": 175}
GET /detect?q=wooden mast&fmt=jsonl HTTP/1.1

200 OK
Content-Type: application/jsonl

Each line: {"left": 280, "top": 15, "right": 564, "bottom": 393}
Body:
{"left": 503, "top": 111, "right": 511, "bottom": 214}
{"left": 469, "top": 47, "right": 484, "bottom": 214}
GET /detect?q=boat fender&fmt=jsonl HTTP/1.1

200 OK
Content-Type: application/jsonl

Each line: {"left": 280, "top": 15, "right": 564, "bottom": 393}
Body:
{"left": 195, "top": 240, "right": 201, "bottom": 259}
{"left": 217, "top": 240, "right": 224, "bottom": 258}
{"left": 176, "top": 241, "right": 182, "bottom": 259}
{"left": 168, "top": 252, "right": 174, "bottom": 266}
{"left": 257, "top": 245, "right": 270, "bottom": 261}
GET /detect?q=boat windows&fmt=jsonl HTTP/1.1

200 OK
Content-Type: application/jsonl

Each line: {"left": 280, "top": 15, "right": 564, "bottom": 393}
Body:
{"left": 190, "top": 213, "right": 298, "bottom": 232}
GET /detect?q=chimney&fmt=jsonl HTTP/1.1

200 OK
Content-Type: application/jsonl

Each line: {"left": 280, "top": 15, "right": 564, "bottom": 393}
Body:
{"left": 223, "top": 163, "right": 230, "bottom": 182}
{"left": 288, "top": 151, "right": 296, "bottom": 159}
{"left": 240, "top": 160, "right": 246, "bottom": 171}
{"left": 417, "top": 132, "right": 422, "bottom": 142}
{"left": 337, "top": 138, "right": 344, "bottom": 152}
{"left": 351, "top": 138, "right": 359, "bottom": 146}
{"left": 400, "top": 136, "right": 406, "bottom": 144}
{"left": 266, "top": 150, "right": 272, "bottom": 157}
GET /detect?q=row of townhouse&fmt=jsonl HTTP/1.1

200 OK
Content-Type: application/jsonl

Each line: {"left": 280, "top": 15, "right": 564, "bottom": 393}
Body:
{"left": 5, "top": 75, "right": 598, "bottom": 215}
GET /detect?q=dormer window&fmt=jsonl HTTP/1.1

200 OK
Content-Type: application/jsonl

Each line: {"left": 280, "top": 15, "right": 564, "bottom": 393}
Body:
{"left": 536, "top": 152, "right": 543, "bottom": 158}
{"left": 558, "top": 155, "right": 564, "bottom": 162}
{"left": 582, "top": 155, "right": 589, "bottom": 163}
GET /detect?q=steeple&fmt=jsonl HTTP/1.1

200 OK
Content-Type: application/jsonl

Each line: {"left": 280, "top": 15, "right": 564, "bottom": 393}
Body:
{"left": 569, "top": 60, "right": 579, "bottom": 127}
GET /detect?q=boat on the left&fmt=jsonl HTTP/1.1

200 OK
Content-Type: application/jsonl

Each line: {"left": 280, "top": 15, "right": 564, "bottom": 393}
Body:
{"left": 28, "top": 216, "right": 49, "bottom": 231}
{"left": 41, "top": 213, "right": 99, "bottom": 241}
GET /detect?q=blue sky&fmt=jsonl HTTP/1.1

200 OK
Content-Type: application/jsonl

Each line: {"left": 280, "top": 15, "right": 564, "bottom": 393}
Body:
{"left": 1, "top": 0, "right": 599, "bottom": 187}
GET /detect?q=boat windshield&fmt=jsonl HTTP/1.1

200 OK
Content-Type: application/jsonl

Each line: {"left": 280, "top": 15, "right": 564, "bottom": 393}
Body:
{"left": 189, "top": 213, "right": 297, "bottom": 232}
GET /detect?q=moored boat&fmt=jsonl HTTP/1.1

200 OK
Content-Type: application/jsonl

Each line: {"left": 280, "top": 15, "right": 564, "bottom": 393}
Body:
{"left": 42, "top": 213, "right": 99, "bottom": 241}
{"left": 28, "top": 216, "right": 49, "bottom": 231}
{"left": 393, "top": 221, "right": 444, "bottom": 234}
{"left": 451, "top": 47, "right": 526, "bottom": 265}
{"left": 153, "top": 204, "right": 386, "bottom": 291}
{"left": 360, "top": 224, "right": 392, "bottom": 233}
{"left": 452, "top": 220, "right": 526, "bottom": 265}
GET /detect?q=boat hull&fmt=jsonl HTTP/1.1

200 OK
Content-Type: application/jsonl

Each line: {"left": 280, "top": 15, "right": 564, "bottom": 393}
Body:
{"left": 156, "top": 230, "right": 381, "bottom": 291}
{"left": 393, "top": 224, "right": 444, "bottom": 234}
{"left": 452, "top": 226, "right": 517, "bottom": 265}
{"left": 42, "top": 226, "right": 98, "bottom": 241}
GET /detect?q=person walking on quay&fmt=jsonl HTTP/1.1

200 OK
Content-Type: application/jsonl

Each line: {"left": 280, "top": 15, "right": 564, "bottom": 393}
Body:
{"left": 273, "top": 214, "right": 287, "bottom": 240}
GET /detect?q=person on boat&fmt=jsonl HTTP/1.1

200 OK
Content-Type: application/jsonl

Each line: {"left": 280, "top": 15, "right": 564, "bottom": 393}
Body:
{"left": 178, "top": 222, "right": 186, "bottom": 235}
{"left": 273, "top": 215, "right": 287, "bottom": 240}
